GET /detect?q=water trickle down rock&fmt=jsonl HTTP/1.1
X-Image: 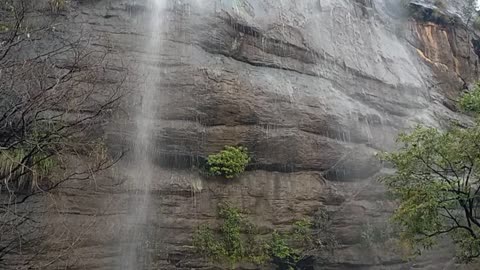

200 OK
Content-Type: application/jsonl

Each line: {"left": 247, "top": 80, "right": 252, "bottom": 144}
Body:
{"left": 13, "top": 0, "right": 480, "bottom": 269}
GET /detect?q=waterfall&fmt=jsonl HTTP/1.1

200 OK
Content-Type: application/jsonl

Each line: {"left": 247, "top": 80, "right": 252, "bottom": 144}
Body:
{"left": 120, "top": 0, "right": 167, "bottom": 269}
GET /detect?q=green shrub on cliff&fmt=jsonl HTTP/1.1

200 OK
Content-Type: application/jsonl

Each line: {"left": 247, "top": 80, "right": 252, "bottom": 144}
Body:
{"left": 192, "top": 203, "right": 330, "bottom": 269}
{"left": 459, "top": 83, "right": 480, "bottom": 113}
{"left": 192, "top": 203, "right": 265, "bottom": 266}
{"left": 48, "top": 0, "right": 66, "bottom": 13}
{"left": 206, "top": 146, "right": 250, "bottom": 179}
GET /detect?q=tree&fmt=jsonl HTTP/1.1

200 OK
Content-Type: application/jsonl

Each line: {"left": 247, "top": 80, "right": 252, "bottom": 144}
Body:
{"left": 380, "top": 84, "right": 480, "bottom": 262}
{"left": 0, "top": 0, "right": 126, "bottom": 267}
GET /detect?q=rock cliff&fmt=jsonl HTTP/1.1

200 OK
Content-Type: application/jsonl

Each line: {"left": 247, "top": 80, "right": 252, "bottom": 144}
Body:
{"left": 7, "top": 0, "right": 480, "bottom": 269}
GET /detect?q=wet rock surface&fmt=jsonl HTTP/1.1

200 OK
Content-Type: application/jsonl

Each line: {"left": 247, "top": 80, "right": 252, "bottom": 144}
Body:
{"left": 7, "top": 0, "right": 480, "bottom": 269}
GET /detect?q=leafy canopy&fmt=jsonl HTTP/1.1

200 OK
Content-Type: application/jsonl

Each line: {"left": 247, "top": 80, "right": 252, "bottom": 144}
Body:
{"left": 207, "top": 146, "right": 250, "bottom": 179}
{"left": 380, "top": 84, "right": 480, "bottom": 262}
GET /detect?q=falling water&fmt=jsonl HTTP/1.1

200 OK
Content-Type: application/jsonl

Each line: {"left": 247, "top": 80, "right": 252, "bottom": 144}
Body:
{"left": 121, "top": 0, "right": 166, "bottom": 269}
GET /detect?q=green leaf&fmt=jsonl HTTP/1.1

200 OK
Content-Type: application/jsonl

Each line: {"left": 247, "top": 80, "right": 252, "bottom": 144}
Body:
{"left": 206, "top": 146, "right": 251, "bottom": 179}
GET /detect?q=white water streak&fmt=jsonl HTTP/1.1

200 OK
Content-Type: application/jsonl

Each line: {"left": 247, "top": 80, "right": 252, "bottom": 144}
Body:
{"left": 121, "top": 1, "right": 167, "bottom": 269}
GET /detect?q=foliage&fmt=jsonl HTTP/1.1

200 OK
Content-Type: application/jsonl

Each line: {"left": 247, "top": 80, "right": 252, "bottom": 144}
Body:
{"left": 310, "top": 209, "right": 337, "bottom": 250}
{"left": 192, "top": 225, "right": 226, "bottom": 262}
{"left": 268, "top": 231, "right": 296, "bottom": 259}
{"left": 192, "top": 203, "right": 327, "bottom": 269}
{"left": 218, "top": 203, "right": 245, "bottom": 263}
{"left": 48, "top": 0, "right": 66, "bottom": 13}
{"left": 379, "top": 122, "right": 480, "bottom": 262}
{"left": 434, "top": 0, "right": 446, "bottom": 10}
{"left": 0, "top": 23, "right": 10, "bottom": 32}
{"left": 193, "top": 203, "right": 253, "bottom": 266}
{"left": 266, "top": 231, "right": 299, "bottom": 270}
{"left": 459, "top": 83, "right": 480, "bottom": 113}
{"left": 207, "top": 146, "right": 250, "bottom": 179}
{"left": 0, "top": 124, "right": 62, "bottom": 191}
{"left": 292, "top": 219, "right": 313, "bottom": 241}
{"left": 380, "top": 79, "right": 480, "bottom": 261}
{"left": 0, "top": 148, "right": 56, "bottom": 182}
{"left": 0, "top": 0, "right": 126, "bottom": 266}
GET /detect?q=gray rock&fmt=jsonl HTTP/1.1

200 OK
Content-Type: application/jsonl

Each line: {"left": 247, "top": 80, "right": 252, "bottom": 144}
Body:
{"left": 4, "top": 0, "right": 480, "bottom": 269}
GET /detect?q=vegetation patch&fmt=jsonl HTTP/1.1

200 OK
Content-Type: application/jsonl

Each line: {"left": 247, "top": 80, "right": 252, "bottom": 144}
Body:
{"left": 379, "top": 82, "right": 480, "bottom": 262}
{"left": 206, "top": 146, "right": 250, "bottom": 179}
{"left": 0, "top": 0, "right": 125, "bottom": 265}
{"left": 0, "top": 148, "right": 54, "bottom": 190}
{"left": 48, "top": 0, "right": 66, "bottom": 13}
{"left": 193, "top": 204, "right": 335, "bottom": 269}
{"left": 434, "top": 0, "right": 446, "bottom": 10}
{"left": 459, "top": 83, "right": 480, "bottom": 113}
{"left": 0, "top": 23, "right": 11, "bottom": 33}
{"left": 193, "top": 203, "right": 266, "bottom": 266}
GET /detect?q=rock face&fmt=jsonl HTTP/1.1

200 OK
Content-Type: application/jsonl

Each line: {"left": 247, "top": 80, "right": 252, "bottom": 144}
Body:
{"left": 7, "top": 0, "right": 480, "bottom": 269}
